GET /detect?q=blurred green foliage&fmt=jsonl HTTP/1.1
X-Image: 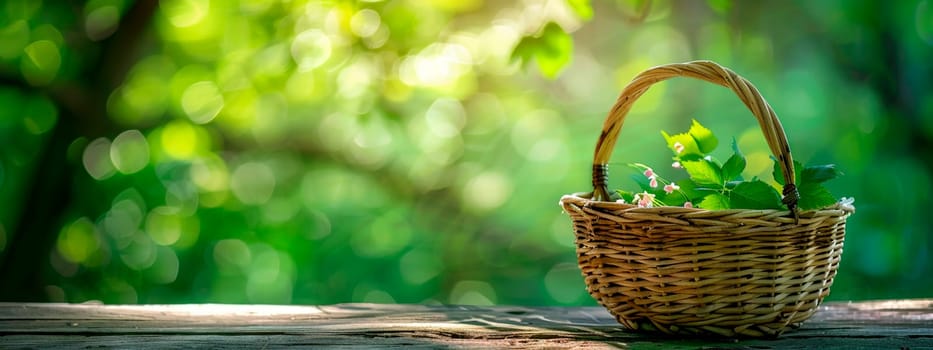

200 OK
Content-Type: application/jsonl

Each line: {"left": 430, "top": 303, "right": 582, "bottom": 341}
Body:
{"left": 1, "top": 0, "right": 931, "bottom": 305}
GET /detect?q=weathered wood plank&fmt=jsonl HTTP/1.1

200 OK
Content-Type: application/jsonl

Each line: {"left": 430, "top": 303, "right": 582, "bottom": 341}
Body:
{"left": 0, "top": 300, "right": 930, "bottom": 349}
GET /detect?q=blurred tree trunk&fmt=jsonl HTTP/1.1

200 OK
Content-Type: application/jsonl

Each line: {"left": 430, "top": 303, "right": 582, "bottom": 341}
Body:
{"left": 0, "top": 0, "right": 159, "bottom": 301}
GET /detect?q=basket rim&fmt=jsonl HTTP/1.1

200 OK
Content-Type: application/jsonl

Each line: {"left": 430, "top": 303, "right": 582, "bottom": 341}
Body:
{"left": 560, "top": 192, "right": 855, "bottom": 216}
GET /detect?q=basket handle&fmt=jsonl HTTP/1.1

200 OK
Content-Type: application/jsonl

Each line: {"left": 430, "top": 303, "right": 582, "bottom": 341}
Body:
{"left": 591, "top": 60, "right": 799, "bottom": 213}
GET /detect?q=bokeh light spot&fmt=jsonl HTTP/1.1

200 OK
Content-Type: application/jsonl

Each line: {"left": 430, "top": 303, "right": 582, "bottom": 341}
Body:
{"left": 120, "top": 232, "right": 157, "bottom": 270}
{"left": 162, "top": 0, "right": 209, "bottom": 28}
{"left": 213, "top": 239, "right": 251, "bottom": 273}
{"left": 399, "top": 43, "right": 473, "bottom": 88}
{"left": 190, "top": 154, "right": 229, "bottom": 192}
{"left": 738, "top": 128, "right": 773, "bottom": 179}
{"left": 50, "top": 247, "right": 79, "bottom": 278}
{"left": 544, "top": 263, "right": 585, "bottom": 304}
{"left": 291, "top": 29, "right": 332, "bottom": 71}
{"left": 107, "top": 55, "right": 174, "bottom": 126}
{"left": 399, "top": 248, "right": 442, "bottom": 285}
{"left": 85, "top": 5, "right": 120, "bottom": 41}
{"left": 56, "top": 217, "right": 102, "bottom": 264}
{"left": 511, "top": 109, "right": 563, "bottom": 160}
{"left": 350, "top": 210, "right": 412, "bottom": 258}
{"left": 337, "top": 59, "right": 376, "bottom": 99}
{"left": 462, "top": 171, "right": 512, "bottom": 212}
{"left": 165, "top": 181, "right": 199, "bottom": 217}
{"left": 21, "top": 40, "right": 61, "bottom": 85}
{"left": 160, "top": 121, "right": 200, "bottom": 159}
{"left": 4, "top": 0, "right": 42, "bottom": 20}
{"left": 104, "top": 279, "right": 139, "bottom": 304}
{"left": 549, "top": 214, "right": 574, "bottom": 248}
{"left": 147, "top": 246, "right": 180, "bottom": 284}
{"left": 83, "top": 137, "right": 116, "bottom": 180}
{"left": 239, "top": 0, "right": 274, "bottom": 14}
{"left": 918, "top": 0, "right": 933, "bottom": 44}
{"left": 304, "top": 210, "right": 332, "bottom": 240}
{"left": 246, "top": 246, "right": 295, "bottom": 304}
{"left": 103, "top": 194, "right": 146, "bottom": 247}
{"left": 110, "top": 130, "right": 150, "bottom": 174}
{"left": 350, "top": 9, "right": 381, "bottom": 38}
{"left": 261, "top": 197, "right": 300, "bottom": 224}
{"left": 44, "top": 285, "right": 66, "bottom": 302}
{"left": 230, "top": 162, "right": 276, "bottom": 205}
{"left": 0, "top": 20, "right": 29, "bottom": 60}
{"left": 363, "top": 290, "right": 396, "bottom": 303}
{"left": 22, "top": 94, "right": 58, "bottom": 135}
{"left": 181, "top": 81, "right": 225, "bottom": 124}
{"left": 425, "top": 98, "right": 466, "bottom": 138}
{"left": 450, "top": 280, "right": 497, "bottom": 305}
{"left": 146, "top": 206, "right": 183, "bottom": 246}
{"left": 248, "top": 248, "right": 280, "bottom": 285}
{"left": 31, "top": 24, "right": 65, "bottom": 46}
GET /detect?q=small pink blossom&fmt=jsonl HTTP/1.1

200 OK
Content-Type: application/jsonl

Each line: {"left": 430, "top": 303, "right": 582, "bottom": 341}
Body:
{"left": 649, "top": 177, "right": 659, "bottom": 188}
{"left": 634, "top": 191, "right": 655, "bottom": 208}
{"left": 672, "top": 161, "right": 682, "bottom": 169}
{"left": 663, "top": 182, "right": 680, "bottom": 194}
{"left": 683, "top": 202, "right": 693, "bottom": 208}
{"left": 643, "top": 168, "right": 655, "bottom": 178}
{"left": 673, "top": 142, "right": 685, "bottom": 154}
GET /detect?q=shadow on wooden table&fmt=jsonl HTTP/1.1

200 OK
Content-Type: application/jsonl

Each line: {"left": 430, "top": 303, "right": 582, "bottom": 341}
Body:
{"left": 0, "top": 300, "right": 931, "bottom": 348}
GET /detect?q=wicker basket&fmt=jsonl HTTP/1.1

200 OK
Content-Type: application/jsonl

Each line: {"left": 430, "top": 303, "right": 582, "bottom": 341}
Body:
{"left": 559, "top": 61, "right": 854, "bottom": 338}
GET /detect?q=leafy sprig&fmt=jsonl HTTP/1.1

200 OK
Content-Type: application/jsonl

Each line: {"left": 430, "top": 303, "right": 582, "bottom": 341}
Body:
{"left": 614, "top": 120, "right": 842, "bottom": 211}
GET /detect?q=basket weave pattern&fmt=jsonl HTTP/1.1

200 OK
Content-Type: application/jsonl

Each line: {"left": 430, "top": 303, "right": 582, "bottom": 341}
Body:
{"left": 559, "top": 61, "right": 853, "bottom": 337}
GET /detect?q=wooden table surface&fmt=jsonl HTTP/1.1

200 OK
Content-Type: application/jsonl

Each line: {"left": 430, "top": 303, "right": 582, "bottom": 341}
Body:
{"left": 0, "top": 299, "right": 931, "bottom": 349}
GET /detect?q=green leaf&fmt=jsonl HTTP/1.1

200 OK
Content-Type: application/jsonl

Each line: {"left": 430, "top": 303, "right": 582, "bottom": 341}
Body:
{"left": 797, "top": 182, "right": 837, "bottom": 210}
{"left": 566, "top": 0, "right": 594, "bottom": 20}
{"left": 771, "top": 158, "right": 803, "bottom": 186}
{"left": 661, "top": 130, "right": 702, "bottom": 156}
{"left": 770, "top": 159, "right": 841, "bottom": 210}
{"left": 681, "top": 159, "right": 722, "bottom": 187}
{"left": 698, "top": 193, "right": 730, "bottom": 210}
{"left": 614, "top": 190, "right": 635, "bottom": 203}
{"left": 509, "top": 22, "right": 573, "bottom": 78}
{"left": 629, "top": 174, "right": 651, "bottom": 191}
{"left": 510, "top": 38, "right": 536, "bottom": 64}
{"left": 658, "top": 192, "right": 686, "bottom": 207}
{"left": 688, "top": 119, "right": 718, "bottom": 154}
{"left": 673, "top": 179, "right": 706, "bottom": 201}
{"left": 801, "top": 164, "right": 840, "bottom": 184}
{"left": 729, "top": 180, "right": 784, "bottom": 210}
{"left": 721, "top": 138, "right": 746, "bottom": 182}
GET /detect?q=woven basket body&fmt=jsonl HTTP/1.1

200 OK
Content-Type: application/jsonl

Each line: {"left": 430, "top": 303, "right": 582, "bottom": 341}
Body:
{"left": 560, "top": 61, "right": 853, "bottom": 337}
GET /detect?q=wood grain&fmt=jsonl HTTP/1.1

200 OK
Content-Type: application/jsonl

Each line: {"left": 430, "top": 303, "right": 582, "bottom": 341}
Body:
{"left": 0, "top": 300, "right": 931, "bottom": 349}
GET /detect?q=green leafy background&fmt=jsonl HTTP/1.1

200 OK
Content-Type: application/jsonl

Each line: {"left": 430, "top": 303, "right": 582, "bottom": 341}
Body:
{"left": 1, "top": 0, "right": 931, "bottom": 305}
